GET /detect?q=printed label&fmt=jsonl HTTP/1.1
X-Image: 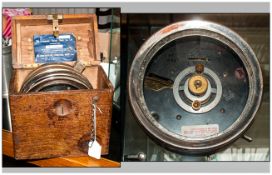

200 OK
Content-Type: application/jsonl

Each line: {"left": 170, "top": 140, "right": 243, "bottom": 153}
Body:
{"left": 181, "top": 124, "right": 219, "bottom": 138}
{"left": 45, "top": 44, "right": 63, "bottom": 49}
{"left": 33, "top": 34, "right": 77, "bottom": 63}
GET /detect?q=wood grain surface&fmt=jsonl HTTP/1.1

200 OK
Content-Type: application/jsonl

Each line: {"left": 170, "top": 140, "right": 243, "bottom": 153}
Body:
{"left": 10, "top": 14, "right": 114, "bottom": 160}
{"left": 12, "top": 14, "right": 100, "bottom": 69}
{"left": 2, "top": 130, "right": 120, "bottom": 167}
{"left": 9, "top": 67, "right": 113, "bottom": 159}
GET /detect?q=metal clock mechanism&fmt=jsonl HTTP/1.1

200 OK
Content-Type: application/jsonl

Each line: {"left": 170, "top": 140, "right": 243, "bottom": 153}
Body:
{"left": 128, "top": 20, "right": 263, "bottom": 155}
{"left": 20, "top": 62, "right": 92, "bottom": 93}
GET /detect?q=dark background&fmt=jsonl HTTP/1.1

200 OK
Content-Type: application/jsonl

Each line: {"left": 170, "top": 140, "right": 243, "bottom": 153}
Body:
{"left": 121, "top": 13, "right": 269, "bottom": 161}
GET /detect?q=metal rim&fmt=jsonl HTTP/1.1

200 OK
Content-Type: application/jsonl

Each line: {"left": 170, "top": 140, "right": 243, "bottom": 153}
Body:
{"left": 20, "top": 63, "right": 92, "bottom": 93}
{"left": 128, "top": 20, "right": 263, "bottom": 154}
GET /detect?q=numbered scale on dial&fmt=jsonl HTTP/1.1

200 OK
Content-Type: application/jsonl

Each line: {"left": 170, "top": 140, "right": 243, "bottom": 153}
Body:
{"left": 128, "top": 21, "right": 263, "bottom": 154}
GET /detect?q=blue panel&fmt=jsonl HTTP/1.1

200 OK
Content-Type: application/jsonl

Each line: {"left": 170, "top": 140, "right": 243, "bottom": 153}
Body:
{"left": 33, "top": 34, "right": 77, "bottom": 63}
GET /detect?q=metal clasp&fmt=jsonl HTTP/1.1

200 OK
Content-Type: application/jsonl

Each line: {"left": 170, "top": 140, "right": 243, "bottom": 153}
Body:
{"left": 47, "top": 14, "right": 63, "bottom": 38}
{"left": 73, "top": 61, "right": 86, "bottom": 73}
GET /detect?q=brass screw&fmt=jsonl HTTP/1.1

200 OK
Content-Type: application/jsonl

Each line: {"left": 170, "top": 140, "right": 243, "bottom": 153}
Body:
{"left": 195, "top": 64, "right": 204, "bottom": 74}
{"left": 194, "top": 80, "right": 202, "bottom": 89}
{"left": 192, "top": 100, "right": 201, "bottom": 111}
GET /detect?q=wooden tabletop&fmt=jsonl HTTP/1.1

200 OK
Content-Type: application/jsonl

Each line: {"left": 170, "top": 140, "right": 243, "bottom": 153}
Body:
{"left": 2, "top": 130, "right": 120, "bottom": 167}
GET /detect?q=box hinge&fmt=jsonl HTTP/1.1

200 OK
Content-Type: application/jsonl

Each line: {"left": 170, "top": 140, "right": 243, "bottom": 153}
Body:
{"left": 47, "top": 14, "right": 63, "bottom": 38}
{"left": 73, "top": 61, "right": 86, "bottom": 73}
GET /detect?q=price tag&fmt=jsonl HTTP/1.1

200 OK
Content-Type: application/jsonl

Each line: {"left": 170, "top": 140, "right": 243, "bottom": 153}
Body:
{"left": 88, "top": 140, "right": 101, "bottom": 159}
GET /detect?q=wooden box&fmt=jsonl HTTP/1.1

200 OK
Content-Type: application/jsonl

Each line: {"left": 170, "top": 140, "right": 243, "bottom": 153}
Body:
{"left": 9, "top": 14, "right": 114, "bottom": 160}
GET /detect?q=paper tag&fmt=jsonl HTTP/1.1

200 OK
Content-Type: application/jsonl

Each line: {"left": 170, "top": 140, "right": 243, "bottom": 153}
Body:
{"left": 181, "top": 124, "right": 219, "bottom": 138}
{"left": 88, "top": 140, "right": 101, "bottom": 159}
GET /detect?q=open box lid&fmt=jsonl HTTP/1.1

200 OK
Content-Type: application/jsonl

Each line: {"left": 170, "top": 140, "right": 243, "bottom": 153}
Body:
{"left": 12, "top": 14, "right": 100, "bottom": 69}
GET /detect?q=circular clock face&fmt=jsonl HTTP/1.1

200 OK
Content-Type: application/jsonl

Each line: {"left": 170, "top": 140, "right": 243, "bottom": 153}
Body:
{"left": 128, "top": 21, "right": 263, "bottom": 154}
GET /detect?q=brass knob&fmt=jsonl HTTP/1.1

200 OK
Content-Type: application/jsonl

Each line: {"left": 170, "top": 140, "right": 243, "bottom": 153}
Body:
{"left": 195, "top": 64, "right": 204, "bottom": 74}
{"left": 192, "top": 100, "right": 201, "bottom": 111}
{"left": 188, "top": 75, "right": 208, "bottom": 96}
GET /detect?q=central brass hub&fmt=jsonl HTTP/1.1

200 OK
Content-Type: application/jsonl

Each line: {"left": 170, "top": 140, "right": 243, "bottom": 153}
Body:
{"left": 188, "top": 75, "right": 208, "bottom": 96}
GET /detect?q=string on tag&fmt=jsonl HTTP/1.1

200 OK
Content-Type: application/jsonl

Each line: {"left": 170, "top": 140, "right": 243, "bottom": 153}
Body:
{"left": 92, "top": 103, "right": 97, "bottom": 141}
{"left": 91, "top": 96, "right": 102, "bottom": 142}
{"left": 88, "top": 96, "right": 102, "bottom": 159}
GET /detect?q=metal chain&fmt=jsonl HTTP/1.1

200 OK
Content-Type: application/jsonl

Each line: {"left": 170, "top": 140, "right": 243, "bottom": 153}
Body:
{"left": 90, "top": 99, "right": 96, "bottom": 142}
{"left": 92, "top": 102, "right": 97, "bottom": 141}
{"left": 90, "top": 96, "right": 102, "bottom": 143}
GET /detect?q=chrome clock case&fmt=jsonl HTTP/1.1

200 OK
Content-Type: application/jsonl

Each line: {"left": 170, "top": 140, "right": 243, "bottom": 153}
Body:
{"left": 128, "top": 20, "right": 263, "bottom": 154}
